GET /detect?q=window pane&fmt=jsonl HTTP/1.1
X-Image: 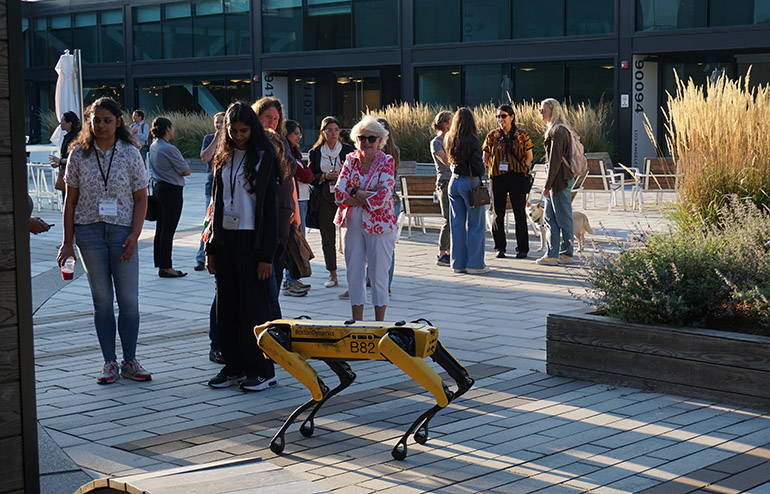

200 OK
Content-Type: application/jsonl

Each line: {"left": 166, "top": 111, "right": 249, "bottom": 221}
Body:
{"left": 415, "top": 0, "right": 460, "bottom": 44}
{"left": 462, "top": 0, "right": 509, "bottom": 41}
{"left": 566, "top": 0, "right": 613, "bottom": 35}
{"left": 662, "top": 59, "right": 732, "bottom": 99}
{"left": 353, "top": 0, "right": 398, "bottom": 48}
{"left": 194, "top": 7, "right": 225, "bottom": 57}
{"left": 263, "top": 0, "right": 302, "bottom": 53}
{"left": 34, "top": 18, "right": 48, "bottom": 66}
{"left": 164, "top": 79, "right": 195, "bottom": 111}
{"left": 225, "top": 0, "right": 250, "bottom": 13}
{"left": 710, "top": 0, "right": 753, "bottom": 26}
{"left": 464, "top": 64, "right": 506, "bottom": 106}
{"left": 636, "top": 0, "right": 707, "bottom": 31}
{"left": 163, "top": 3, "right": 193, "bottom": 59}
{"left": 196, "top": 78, "right": 226, "bottom": 114}
{"left": 226, "top": 76, "right": 252, "bottom": 104}
{"left": 416, "top": 67, "right": 461, "bottom": 106}
{"left": 305, "top": 0, "right": 352, "bottom": 50}
{"left": 73, "top": 14, "right": 98, "bottom": 63}
{"left": 83, "top": 81, "right": 124, "bottom": 108}
{"left": 756, "top": 0, "right": 770, "bottom": 24}
{"left": 22, "top": 17, "right": 31, "bottom": 67}
{"left": 102, "top": 9, "right": 122, "bottom": 25}
{"left": 50, "top": 15, "right": 71, "bottom": 30}
{"left": 514, "top": 62, "right": 564, "bottom": 103}
{"left": 513, "top": 0, "right": 564, "bottom": 38}
{"left": 101, "top": 22, "right": 124, "bottom": 62}
{"left": 566, "top": 59, "right": 614, "bottom": 104}
{"left": 134, "top": 7, "right": 162, "bottom": 60}
{"left": 136, "top": 80, "right": 164, "bottom": 113}
{"left": 48, "top": 16, "right": 73, "bottom": 63}
{"left": 195, "top": 0, "right": 223, "bottom": 15}
{"left": 225, "top": 12, "right": 250, "bottom": 55}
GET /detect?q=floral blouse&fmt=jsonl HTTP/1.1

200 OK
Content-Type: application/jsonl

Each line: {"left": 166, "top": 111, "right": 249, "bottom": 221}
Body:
{"left": 334, "top": 150, "right": 397, "bottom": 235}
{"left": 65, "top": 140, "right": 148, "bottom": 227}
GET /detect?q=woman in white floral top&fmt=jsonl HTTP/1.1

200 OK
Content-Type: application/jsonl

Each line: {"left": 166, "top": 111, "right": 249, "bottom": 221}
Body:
{"left": 56, "top": 97, "right": 151, "bottom": 385}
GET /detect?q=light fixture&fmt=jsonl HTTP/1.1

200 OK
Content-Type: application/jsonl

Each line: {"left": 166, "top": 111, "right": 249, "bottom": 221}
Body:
{"left": 451, "top": 71, "right": 460, "bottom": 75}
{"left": 600, "top": 65, "right": 615, "bottom": 70}
{"left": 295, "top": 78, "right": 302, "bottom": 82}
{"left": 520, "top": 68, "right": 535, "bottom": 72}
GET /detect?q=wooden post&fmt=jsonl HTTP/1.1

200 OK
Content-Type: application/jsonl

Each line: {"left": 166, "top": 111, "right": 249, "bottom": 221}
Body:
{"left": 0, "top": 0, "right": 41, "bottom": 492}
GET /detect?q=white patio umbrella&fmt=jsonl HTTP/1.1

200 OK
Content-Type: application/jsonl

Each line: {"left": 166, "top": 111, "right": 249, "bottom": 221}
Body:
{"left": 49, "top": 49, "right": 83, "bottom": 145}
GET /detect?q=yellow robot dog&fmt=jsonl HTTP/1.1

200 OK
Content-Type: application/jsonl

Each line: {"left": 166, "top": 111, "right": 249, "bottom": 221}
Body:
{"left": 255, "top": 317, "right": 474, "bottom": 460}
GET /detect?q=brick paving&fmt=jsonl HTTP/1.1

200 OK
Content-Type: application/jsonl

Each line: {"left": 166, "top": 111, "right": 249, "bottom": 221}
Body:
{"left": 29, "top": 173, "right": 770, "bottom": 493}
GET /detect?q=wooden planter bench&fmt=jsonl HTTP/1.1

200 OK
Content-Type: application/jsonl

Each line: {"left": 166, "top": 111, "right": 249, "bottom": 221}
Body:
{"left": 546, "top": 310, "right": 770, "bottom": 410}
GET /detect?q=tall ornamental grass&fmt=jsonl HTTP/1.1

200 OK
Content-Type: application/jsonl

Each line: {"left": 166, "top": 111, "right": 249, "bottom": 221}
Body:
{"left": 662, "top": 70, "right": 770, "bottom": 224}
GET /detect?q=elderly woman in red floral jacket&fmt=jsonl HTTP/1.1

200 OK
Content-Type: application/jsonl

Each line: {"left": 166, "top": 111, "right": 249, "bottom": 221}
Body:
{"left": 334, "top": 116, "right": 397, "bottom": 321}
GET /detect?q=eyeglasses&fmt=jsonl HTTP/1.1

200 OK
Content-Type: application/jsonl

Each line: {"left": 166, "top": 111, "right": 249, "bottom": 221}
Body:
{"left": 495, "top": 114, "right": 510, "bottom": 119}
{"left": 356, "top": 135, "right": 379, "bottom": 143}
{"left": 293, "top": 131, "right": 302, "bottom": 138}
{"left": 323, "top": 128, "right": 339, "bottom": 134}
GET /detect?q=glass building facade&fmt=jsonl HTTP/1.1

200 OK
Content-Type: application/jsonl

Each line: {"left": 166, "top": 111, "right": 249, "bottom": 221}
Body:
{"left": 21, "top": 0, "right": 770, "bottom": 165}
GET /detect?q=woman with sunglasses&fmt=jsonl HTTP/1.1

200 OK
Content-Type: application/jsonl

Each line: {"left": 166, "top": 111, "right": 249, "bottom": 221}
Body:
{"left": 334, "top": 116, "right": 397, "bottom": 321}
{"left": 482, "top": 104, "right": 534, "bottom": 259}
{"left": 308, "top": 116, "right": 355, "bottom": 288}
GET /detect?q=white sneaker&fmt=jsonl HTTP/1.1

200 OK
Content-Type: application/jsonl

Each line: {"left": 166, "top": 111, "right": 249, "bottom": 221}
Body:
{"left": 558, "top": 254, "right": 574, "bottom": 265}
{"left": 467, "top": 266, "right": 491, "bottom": 274}
{"left": 453, "top": 268, "right": 467, "bottom": 273}
{"left": 536, "top": 256, "right": 559, "bottom": 266}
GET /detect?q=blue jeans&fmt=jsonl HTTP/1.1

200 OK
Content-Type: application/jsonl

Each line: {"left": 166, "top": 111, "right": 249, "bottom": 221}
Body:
{"left": 544, "top": 178, "right": 575, "bottom": 258}
{"left": 75, "top": 222, "right": 140, "bottom": 363}
{"left": 196, "top": 172, "right": 213, "bottom": 264}
{"left": 449, "top": 175, "right": 487, "bottom": 270}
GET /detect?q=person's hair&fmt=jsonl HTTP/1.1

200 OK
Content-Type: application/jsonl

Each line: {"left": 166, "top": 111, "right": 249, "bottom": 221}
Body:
{"left": 284, "top": 119, "right": 303, "bottom": 161}
{"left": 432, "top": 111, "right": 453, "bottom": 132}
{"left": 133, "top": 109, "right": 144, "bottom": 120}
{"left": 376, "top": 117, "right": 400, "bottom": 170}
{"left": 72, "top": 97, "right": 133, "bottom": 155}
{"left": 445, "top": 107, "right": 477, "bottom": 164}
{"left": 213, "top": 101, "right": 278, "bottom": 194}
{"left": 61, "top": 111, "right": 82, "bottom": 155}
{"left": 213, "top": 111, "right": 225, "bottom": 120}
{"left": 497, "top": 104, "right": 515, "bottom": 125}
{"left": 251, "top": 97, "right": 285, "bottom": 137}
{"left": 541, "top": 98, "right": 573, "bottom": 137}
{"left": 312, "top": 116, "right": 341, "bottom": 148}
{"left": 350, "top": 115, "right": 389, "bottom": 151}
{"left": 264, "top": 129, "right": 290, "bottom": 181}
{"left": 151, "top": 116, "right": 172, "bottom": 139}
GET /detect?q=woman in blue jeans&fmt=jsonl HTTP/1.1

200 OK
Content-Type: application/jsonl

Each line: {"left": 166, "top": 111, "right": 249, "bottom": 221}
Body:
{"left": 537, "top": 98, "right": 575, "bottom": 266}
{"left": 446, "top": 107, "right": 490, "bottom": 274}
{"left": 57, "top": 97, "right": 151, "bottom": 384}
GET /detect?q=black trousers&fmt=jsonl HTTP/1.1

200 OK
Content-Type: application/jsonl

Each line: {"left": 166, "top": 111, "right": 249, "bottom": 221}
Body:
{"left": 215, "top": 230, "right": 275, "bottom": 379}
{"left": 153, "top": 181, "right": 183, "bottom": 269}
{"left": 490, "top": 172, "right": 529, "bottom": 254}
{"left": 317, "top": 184, "right": 338, "bottom": 272}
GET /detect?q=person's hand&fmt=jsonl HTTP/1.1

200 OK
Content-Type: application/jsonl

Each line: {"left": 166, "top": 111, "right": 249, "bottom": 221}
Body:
{"left": 327, "top": 170, "right": 339, "bottom": 181}
{"left": 291, "top": 211, "right": 301, "bottom": 227}
{"left": 121, "top": 232, "right": 139, "bottom": 262}
{"left": 131, "top": 127, "right": 138, "bottom": 134}
{"left": 30, "top": 217, "right": 51, "bottom": 234}
{"left": 257, "top": 261, "right": 272, "bottom": 281}
{"left": 543, "top": 188, "right": 550, "bottom": 196}
{"left": 56, "top": 243, "right": 76, "bottom": 266}
{"left": 206, "top": 254, "right": 216, "bottom": 274}
{"left": 214, "top": 129, "right": 223, "bottom": 140}
{"left": 49, "top": 155, "right": 60, "bottom": 167}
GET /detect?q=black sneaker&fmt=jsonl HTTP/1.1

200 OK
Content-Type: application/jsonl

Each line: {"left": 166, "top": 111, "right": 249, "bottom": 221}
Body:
{"left": 495, "top": 250, "right": 506, "bottom": 258}
{"left": 240, "top": 376, "right": 278, "bottom": 392}
{"left": 436, "top": 254, "right": 450, "bottom": 266}
{"left": 208, "top": 368, "right": 245, "bottom": 388}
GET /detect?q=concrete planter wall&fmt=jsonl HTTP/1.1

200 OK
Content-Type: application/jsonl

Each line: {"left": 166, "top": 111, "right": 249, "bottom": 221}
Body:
{"left": 546, "top": 311, "right": 770, "bottom": 410}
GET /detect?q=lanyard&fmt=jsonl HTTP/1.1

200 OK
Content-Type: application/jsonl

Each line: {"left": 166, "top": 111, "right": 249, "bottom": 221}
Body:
{"left": 94, "top": 145, "right": 116, "bottom": 189}
{"left": 229, "top": 152, "right": 247, "bottom": 207}
{"left": 327, "top": 155, "right": 338, "bottom": 171}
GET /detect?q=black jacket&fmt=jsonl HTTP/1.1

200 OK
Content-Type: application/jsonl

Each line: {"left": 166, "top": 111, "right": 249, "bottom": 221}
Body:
{"left": 450, "top": 135, "right": 485, "bottom": 178}
{"left": 308, "top": 142, "right": 356, "bottom": 186}
{"left": 205, "top": 150, "right": 278, "bottom": 263}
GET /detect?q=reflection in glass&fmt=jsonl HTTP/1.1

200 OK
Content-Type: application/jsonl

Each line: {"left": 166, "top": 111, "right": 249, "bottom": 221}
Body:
{"left": 33, "top": 18, "right": 48, "bottom": 66}
{"left": 353, "top": 0, "right": 398, "bottom": 47}
{"left": 73, "top": 13, "right": 97, "bottom": 63}
{"left": 225, "top": 10, "right": 250, "bottom": 55}
{"left": 83, "top": 81, "right": 125, "bottom": 107}
{"left": 48, "top": 15, "right": 73, "bottom": 65}
{"left": 194, "top": 1, "right": 225, "bottom": 57}
{"left": 101, "top": 10, "right": 124, "bottom": 63}
{"left": 462, "top": 0, "right": 509, "bottom": 41}
{"left": 134, "top": 6, "right": 162, "bottom": 60}
{"left": 416, "top": 67, "right": 461, "bottom": 106}
{"left": 263, "top": 0, "right": 303, "bottom": 53}
{"left": 464, "top": 64, "right": 506, "bottom": 106}
{"left": 566, "top": 60, "right": 614, "bottom": 104}
{"left": 515, "top": 62, "right": 564, "bottom": 104}
{"left": 636, "top": 0, "right": 707, "bottom": 31}
{"left": 163, "top": 2, "right": 193, "bottom": 59}
{"left": 415, "top": 0, "right": 460, "bottom": 44}
{"left": 566, "top": 0, "right": 613, "bottom": 35}
{"left": 513, "top": 0, "right": 564, "bottom": 38}
{"left": 305, "top": 0, "right": 352, "bottom": 50}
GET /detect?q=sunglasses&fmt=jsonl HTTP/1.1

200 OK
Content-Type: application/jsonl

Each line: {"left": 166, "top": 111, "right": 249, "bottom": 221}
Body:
{"left": 495, "top": 114, "right": 510, "bottom": 119}
{"left": 356, "top": 135, "right": 379, "bottom": 143}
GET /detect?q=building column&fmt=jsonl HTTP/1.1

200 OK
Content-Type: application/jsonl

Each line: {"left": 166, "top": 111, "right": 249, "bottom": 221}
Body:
{"left": 400, "top": 0, "right": 414, "bottom": 103}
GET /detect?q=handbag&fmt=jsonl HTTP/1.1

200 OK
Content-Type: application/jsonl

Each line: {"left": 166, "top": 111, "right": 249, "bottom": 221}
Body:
{"left": 468, "top": 167, "right": 491, "bottom": 208}
{"left": 305, "top": 184, "right": 322, "bottom": 230}
{"left": 525, "top": 172, "right": 535, "bottom": 194}
{"left": 287, "top": 223, "right": 314, "bottom": 279}
{"left": 145, "top": 179, "right": 159, "bottom": 222}
{"left": 54, "top": 167, "right": 65, "bottom": 191}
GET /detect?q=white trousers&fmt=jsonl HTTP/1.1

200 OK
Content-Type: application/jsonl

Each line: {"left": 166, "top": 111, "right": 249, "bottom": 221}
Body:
{"left": 344, "top": 207, "right": 397, "bottom": 307}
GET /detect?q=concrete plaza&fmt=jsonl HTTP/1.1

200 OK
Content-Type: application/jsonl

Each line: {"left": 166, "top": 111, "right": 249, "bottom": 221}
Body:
{"left": 29, "top": 173, "right": 770, "bottom": 493}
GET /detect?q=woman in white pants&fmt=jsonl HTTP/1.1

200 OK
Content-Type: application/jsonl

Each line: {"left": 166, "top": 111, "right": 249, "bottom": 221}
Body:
{"left": 334, "top": 116, "right": 397, "bottom": 321}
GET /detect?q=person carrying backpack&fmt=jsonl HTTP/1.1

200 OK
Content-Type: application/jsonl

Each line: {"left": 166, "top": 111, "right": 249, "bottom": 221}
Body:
{"left": 537, "top": 98, "right": 575, "bottom": 266}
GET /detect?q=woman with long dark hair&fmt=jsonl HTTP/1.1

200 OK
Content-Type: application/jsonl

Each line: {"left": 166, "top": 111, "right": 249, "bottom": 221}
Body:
{"left": 204, "top": 101, "right": 279, "bottom": 392}
{"left": 56, "top": 97, "right": 150, "bottom": 384}
{"left": 149, "top": 116, "right": 191, "bottom": 278}
{"left": 50, "top": 111, "right": 82, "bottom": 201}
{"left": 308, "top": 116, "right": 355, "bottom": 288}
{"left": 483, "top": 104, "right": 534, "bottom": 259}
{"left": 446, "top": 107, "right": 490, "bottom": 274}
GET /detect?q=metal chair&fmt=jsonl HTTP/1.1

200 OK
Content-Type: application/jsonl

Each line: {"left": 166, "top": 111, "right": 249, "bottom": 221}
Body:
{"left": 581, "top": 158, "right": 626, "bottom": 213}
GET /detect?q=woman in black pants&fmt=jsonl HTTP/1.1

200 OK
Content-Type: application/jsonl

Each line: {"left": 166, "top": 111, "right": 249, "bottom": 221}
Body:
{"left": 308, "top": 116, "right": 355, "bottom": 288}
{"left": 149, "top": 117, "right": 190, "bottom": 277}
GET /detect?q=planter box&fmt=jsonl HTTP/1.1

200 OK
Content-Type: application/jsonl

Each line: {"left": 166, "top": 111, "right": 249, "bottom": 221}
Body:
{"left": 546, "top": 311, "right": 770, "bottom": 409}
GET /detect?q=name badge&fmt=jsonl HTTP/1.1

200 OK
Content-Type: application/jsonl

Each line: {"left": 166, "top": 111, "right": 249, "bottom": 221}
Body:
{"left": 223, "top": 211, "right": 240, "bottom": 230}
{"left": 499, "top": 161, "right": 509, "bottom": 172}
{"left": 99, "top": 198, "right": 118, "bottom": 216}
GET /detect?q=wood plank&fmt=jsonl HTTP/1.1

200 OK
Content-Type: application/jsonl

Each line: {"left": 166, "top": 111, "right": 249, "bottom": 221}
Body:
{"left": 0, "top": 157, "right": 12, "bottom": 213}
{"left": 0, "top": 214, "right": 16, "bottom": 269}
{"left": 0, "top": 436, "right": 24, "bottom": 492}
{"left": 0, "top": 270, "right": 17, "bottom": 328}
{"left": 547, "top": 339, "right": 770, "bottom": 400}
{"left": 0, "top": 380, "right": 20, "bottom": 439}
{"left": 548, "top": 313, "right": 770, "bottom": 372}
{"left": 0, "top": 324, "right": 20, "bottom": 384}
{"left": 0, "top": 39, "right": 7, "bottom": 99}
{"left": 0, "top": 99, "right": 10, "bottom": 151}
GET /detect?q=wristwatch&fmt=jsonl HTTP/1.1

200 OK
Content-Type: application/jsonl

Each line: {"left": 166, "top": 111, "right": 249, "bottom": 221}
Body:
{"left": 350, "top": 187, "right": 358, "bottom": 197}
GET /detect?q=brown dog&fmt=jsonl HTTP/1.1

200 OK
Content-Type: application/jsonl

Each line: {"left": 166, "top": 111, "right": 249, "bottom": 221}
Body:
{"left": 527, "top": 202, "right": 594, "bottom": 252}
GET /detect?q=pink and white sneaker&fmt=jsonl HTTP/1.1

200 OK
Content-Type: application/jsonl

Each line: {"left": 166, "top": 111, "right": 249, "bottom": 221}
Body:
{"left": 120, "top": 359, "right": 152, "bottom": 381}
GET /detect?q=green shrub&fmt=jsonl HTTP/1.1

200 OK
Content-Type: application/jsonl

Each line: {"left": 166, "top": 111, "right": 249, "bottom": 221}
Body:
{"left": 584, "top": 197, "right": 770, "bottom": 333}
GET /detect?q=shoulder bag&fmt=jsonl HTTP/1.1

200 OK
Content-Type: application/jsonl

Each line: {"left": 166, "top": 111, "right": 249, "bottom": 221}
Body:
{"left": 145, "top": 178, "right": 159, "bottom": 222}
{"left": 468, "top": 166, "right": 491, "bottom": 208}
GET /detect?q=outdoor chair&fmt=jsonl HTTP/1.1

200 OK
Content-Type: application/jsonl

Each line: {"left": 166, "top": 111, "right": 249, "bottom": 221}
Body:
{"left": 631, "top": 157, "right": 681, "bottom": 211}
{"left": 581, "top": 158, "right": 626, "bottom": 213}
{"left": 398, "top": 175, "right": 443, "bottom": 237}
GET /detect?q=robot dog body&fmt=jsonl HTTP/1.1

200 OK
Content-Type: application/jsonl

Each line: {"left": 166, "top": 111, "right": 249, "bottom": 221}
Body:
{"left": 255, "top": 318, "right": 474, "bottom": 460}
